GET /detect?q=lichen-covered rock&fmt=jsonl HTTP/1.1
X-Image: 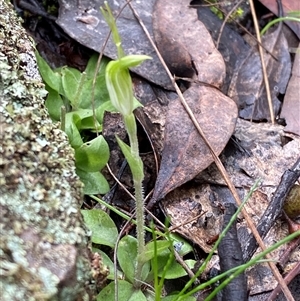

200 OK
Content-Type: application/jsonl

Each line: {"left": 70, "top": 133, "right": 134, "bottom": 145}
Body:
{"left": 0, "top": 1, "right": 93, "bottom": 300}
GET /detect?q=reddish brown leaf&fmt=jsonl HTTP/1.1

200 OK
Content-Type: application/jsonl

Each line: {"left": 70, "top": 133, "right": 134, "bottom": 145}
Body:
{"left": 151, "top": 85, "right": 237, "bottom": 202}
{"left": 280, "top": 43, "right": 300, "bottom": 136}
{"left": 152, "top": 0, "right": 226, "bottom": 88}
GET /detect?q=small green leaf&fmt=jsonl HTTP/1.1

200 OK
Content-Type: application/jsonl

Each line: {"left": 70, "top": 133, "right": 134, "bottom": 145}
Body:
{"left": 66, "top": 108, "right": 101, "bottom": 131}
{"left": 116, "top": 137, "right": 144, "bottom": 181}
{"left": 44, "top": 86, "right": 64, "bottom": 121}
{"left": 84, "top": 54, "right": 108, "bottom": 78}
{"left": 75, "top": 135, "right": 109, "bottom": 172}
{"left": 76, "top": 169, "right": 109, "bottom": 195}
{"left": 97, "top": 280, "right": 138, "bottom": 301}
{"left": 65, "top": 112, "right": 83, "bottom": 148}
{"left": 76, "top": 78, "right": 108, "bottom": 110}
{"left": 128, "top": 290, "right": 147, "bottom": 301}
{"left": 117, "top": 236, "right": 137, "bottom": 283}
{"left": 155, "top": 255, "right": 196, "bottom": 279}
{"left": 95, "top": 101, "right": 119, "bottom": 124}
{"left": 77, "top": 79, "right": 96, "bottom": 109}
{"left": 81, "top": 209, "right": 118, "bottom": 247}
{"left": 133, "top": 97, "right": 143, "bottom": 110}
{"left": 35, "top": 51, "right": 62, "bottom": 91}
{"left": 170, "top": 233, "right": 194, "bottom": 256}
{"left": 80, "top": 115, "right": 102, "bottom": 131}
{"left": 61, "top": 67, "right": 82, "bottom": 106}
{"left": 117, "top": 236, "right": 150, "bottom": 283}
{"left": 142, "top": 240, "right": 170, "bottom": 263}
{"left": 93, "top": 74, "right": 110, "bottom": 107}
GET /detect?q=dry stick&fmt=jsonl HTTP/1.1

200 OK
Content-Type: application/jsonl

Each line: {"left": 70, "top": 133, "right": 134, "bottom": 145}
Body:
{"left": 243, "top": 156, "right": 300, "bottom": 262}
{"left": 129, "top": 3, "right": 294, "bottom": 301}
{"left": 278, "top": 235, "right": 300, "bottom": 268}
{"left": 173, "top": 250, "right": 198, "bottom": 283}
{"left": 267, "top": 262, "right": 300, "bottom": 301}
{"left": 218, "top": 203, "right": 247, "bottom": 301}
{"left": 249, "top": 0, "right": 274, "bottom": 124}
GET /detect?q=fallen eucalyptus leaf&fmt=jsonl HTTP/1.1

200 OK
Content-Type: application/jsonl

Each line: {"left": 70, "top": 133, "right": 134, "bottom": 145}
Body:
{"left": 152, "top": 85, "right": 237, "bottom": 202}
{"left": 150, "top": 0, "right": 237, "bottom": 202}
{"left": 153, "top": 0, "right": 226, "bottom": 88}
{"left": 280, "top": 43, "right": 300, "bottom": 136}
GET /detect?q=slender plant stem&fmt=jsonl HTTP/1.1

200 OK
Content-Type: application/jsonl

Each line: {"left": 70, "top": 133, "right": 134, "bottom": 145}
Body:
{"left": 124, "top": 113, "right": 145, "bottom": 288}
{"left": 124, "top": 114, "right": 139, "bottom": 158}
{"left": 133, "top": 178, "right": 145, "bottom": 288}
{"left": 261, "top": 16, "right": 300, "bottom": 35}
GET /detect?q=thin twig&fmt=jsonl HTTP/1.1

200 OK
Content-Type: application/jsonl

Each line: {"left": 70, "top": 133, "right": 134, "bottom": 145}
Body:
{"left": 106, "top": 163, "right": 135, "bottom": 200}
{"left": 174, "top": 250, "right": 198, "bottom": 284}
{"left": 249, "top": 0, "right": 274, "bottom": 123}
{"left": 216, "top": 0, "right": 245, "bottom": 48}
{"left": 129, "top": 3, "right": 294, "bottom": 300}
{"left": 267, "top": 262, "right": 300, "bottom": 301}
{"left": 243, "top": 156, "right": 300, "bottom": 262}
{"left": 168, "top": 211, "right": 207, "bottom": 233}
{"left": 278, "top": 235, "right": 300, "bottom": 268}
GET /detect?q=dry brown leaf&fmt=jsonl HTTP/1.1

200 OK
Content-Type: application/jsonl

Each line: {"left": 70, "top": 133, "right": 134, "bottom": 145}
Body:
{"left": 151, "top": 85, "right": 237, "bottom": 202}
{"left": 152, "top": 0, "right": 226, "bottom": 88}
{"left": 162, "top": 118, "right": 300, "bottom": 296}
{"left": 150, "top": 0, "right": 237, "bottom": 202}
{"left": 280, "top": 43, "right": 300, "bottom": 136}
{"left": 56, "top": 0, "right": 173, "bottom": 89}
{"left": 228, "top": 21, "right": 291, "bottom": 121}
{"left": 162, "top": 183, "right": 225, "bottom": 253}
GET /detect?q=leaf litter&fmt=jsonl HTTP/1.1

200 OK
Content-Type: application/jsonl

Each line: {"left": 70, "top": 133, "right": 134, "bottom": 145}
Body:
{"left": 151, "top": 85, "right": 237, "bottom": 202}
{"left": 280, "top": 43, "right": 300, "bottom": 136}
{"left": 151, "top": 0, "right": 238, "bottom": 202}
{"left": 47, "top": 0, "right": 300, "bottom": 298}
{"left": 228, "top": 13, "right": 291, "bottom": 121}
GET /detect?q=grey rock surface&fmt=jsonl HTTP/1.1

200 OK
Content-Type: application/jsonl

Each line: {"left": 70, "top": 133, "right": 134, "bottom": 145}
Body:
{"left": 0, "top": 1, "right": 93, "bottom": 300}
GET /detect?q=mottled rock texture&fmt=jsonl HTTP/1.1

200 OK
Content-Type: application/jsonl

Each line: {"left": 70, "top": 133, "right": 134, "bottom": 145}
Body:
{"left": 0, "top": 1, "right": 93, "bottom": 300}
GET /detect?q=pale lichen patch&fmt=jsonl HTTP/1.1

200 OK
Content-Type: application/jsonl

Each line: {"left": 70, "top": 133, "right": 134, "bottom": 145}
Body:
{"left": 0, "top": 1, "right": 93, "bottom": 300}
